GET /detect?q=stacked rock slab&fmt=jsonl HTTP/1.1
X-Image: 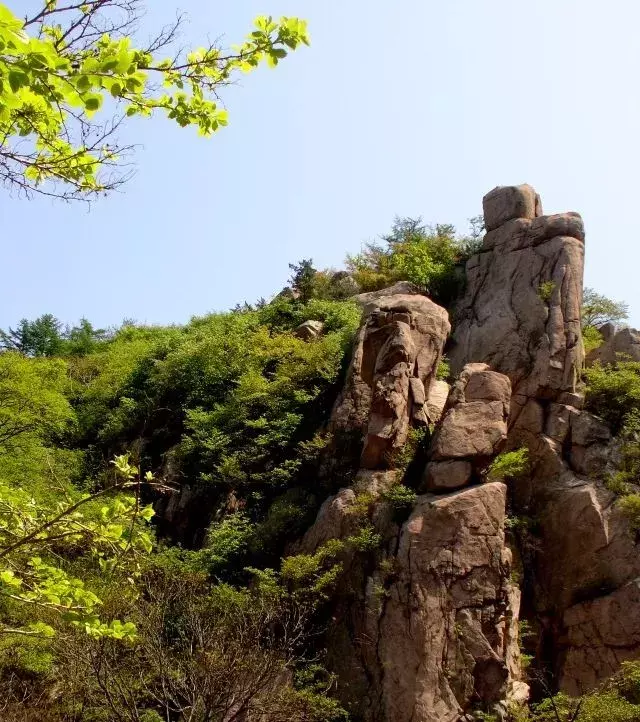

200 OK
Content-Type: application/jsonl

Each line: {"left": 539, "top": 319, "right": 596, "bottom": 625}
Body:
{"left": 450, "top": 184, "right": 640, "bottom": 694}
{"left": 424, "top": 363, "right": 511, "bottom": 492}
{"left": 331, "top": 293, "right": 450, "bottom": 468}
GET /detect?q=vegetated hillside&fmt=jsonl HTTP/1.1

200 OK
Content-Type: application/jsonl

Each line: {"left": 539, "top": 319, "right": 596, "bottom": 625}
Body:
{"left": 1, "top": 192, "right": 640, "bottom": 722}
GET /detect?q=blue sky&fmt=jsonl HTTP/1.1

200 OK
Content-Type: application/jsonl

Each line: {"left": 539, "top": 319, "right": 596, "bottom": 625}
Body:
{"left": 3, "top": 0, "right": 639, "bottom": 328}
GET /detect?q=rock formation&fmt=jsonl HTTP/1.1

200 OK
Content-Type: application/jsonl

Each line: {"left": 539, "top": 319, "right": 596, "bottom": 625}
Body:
{"left": 302, "top": 289, "right": 525, "bottom": 721}
{"left": 586, "top": 322, "right": 640, "bottom": 365}
{"left": 331, "top": 293, "right": 450, "bottom": 469}
{"left": 449, "top": 184, "right": 640, "bottom": 697}
{"left": 295, "top": 184, "right": 640, "bottom": 718}
{"left": 425, "top": 364, "right": 511, "bottom": 491}
{"left": 294, "top": 319, "right": 325, "bottom": 340}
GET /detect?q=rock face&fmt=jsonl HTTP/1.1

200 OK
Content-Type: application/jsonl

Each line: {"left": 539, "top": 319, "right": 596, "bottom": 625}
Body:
{"left": 448, "top": 184, "right": 640, "bottom": 696}
{"left": 449, "top": 187, "right": 584, "bottom": 414}
{"left": 374, "top": 483, "right": 522, "bottom": 722}
{"left": 586, "top": 323, "right": 640, "bottom": 365}
{"left": 426, "top": 378, "right": 450, "bottom": 423}
{"left": 331, "top": 293, "right": 450, "bottom": 469}
{"left": 299, "top": 476, "right": 525, "bottom": 722}
{"left": 425, "top": 364, "right": 511, "bottom": 492}
{"left": 292, "top": 185, "right": 640, "bottom": 717}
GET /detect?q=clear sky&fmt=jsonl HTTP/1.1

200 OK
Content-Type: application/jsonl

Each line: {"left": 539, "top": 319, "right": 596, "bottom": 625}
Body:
{"left": 3, "top": 0, "right": 639, "bottom": 328}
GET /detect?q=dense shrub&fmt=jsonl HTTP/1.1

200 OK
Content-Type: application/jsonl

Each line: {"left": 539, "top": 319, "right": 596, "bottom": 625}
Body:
{"left": 345, "top": 216, "right": 483, "bottom": 307}
{"left": 584, "top": 360, "right": 640, "bottom": 434}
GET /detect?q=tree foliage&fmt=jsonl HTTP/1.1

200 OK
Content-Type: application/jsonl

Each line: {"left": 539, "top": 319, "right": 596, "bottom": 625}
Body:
{"left": 0, "top": 454, "right": 154, "bottom": 642}
{"left": 0, "top": 2, "right": 309, "bottom": 199}
{"left": 582, "top": 287, "right": 629, "bottom": 329}
{"left": 584, "top": 360, "right": 640, "bottom": 434}
{"left": 345, "top": 215, "right": 482, "bottom": 306}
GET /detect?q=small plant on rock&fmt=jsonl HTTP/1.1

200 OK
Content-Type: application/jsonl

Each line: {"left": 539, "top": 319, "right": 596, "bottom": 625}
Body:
{"left": 487, "top": 448, "right": 529, "bottom": 483}
{"left": 538, "top": 281, "right": 556, "bottom": 303}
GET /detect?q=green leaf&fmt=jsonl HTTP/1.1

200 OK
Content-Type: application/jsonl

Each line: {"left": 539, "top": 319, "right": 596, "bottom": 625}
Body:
{"left": 8, "top": 70, "right": 28, "bottom": 93}
{"left": 83, "top": 95, "right": 102, "bottom": 112}
{"left": 76, "top": 75, "right": 91, "bottom": 91}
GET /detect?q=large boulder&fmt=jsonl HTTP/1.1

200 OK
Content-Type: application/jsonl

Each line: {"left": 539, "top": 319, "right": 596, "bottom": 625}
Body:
{"left": 374, "top": 483, "right": 524, "bottom": 721}
{"left": 331, "top": 290, "right": 450, "bottom": 469}
{"left": 426, "top": 378, "right": 450, "bottom": 423}
{"left": 587, "top": 325, "right": 640, "bottom": 365}
{"left": 425, "top": 364, "right": 511, "bottom": 491}
{"left": 294, "top": 319, "right": 325, "bottom": 340}
{"left": 483, "top": 184, "right": 541, "bottom": 232}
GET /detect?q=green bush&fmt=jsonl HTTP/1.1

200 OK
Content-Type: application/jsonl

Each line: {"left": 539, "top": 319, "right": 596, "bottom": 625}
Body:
{"left": 538, "top": 281, "right": 556, "bottom": 302}
{"left": 618, "top": 494, "right": 640, "bottom": 531}
{"left": 584, "top": 360, "right": 640, "bottom": 434}
{"left": 487, "top": 448, "right": 529, "bottom": 482}
{"left": 583, "top": 324, "right": 604, "bottom": 355}
{"left": 382, "top": 484, "right": 418, "bottom": 510}
{"left": 345, "top": 216, "right": 480, "bottom": 307}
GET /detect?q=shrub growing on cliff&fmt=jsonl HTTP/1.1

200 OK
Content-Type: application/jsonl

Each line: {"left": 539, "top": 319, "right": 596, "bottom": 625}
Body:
{"left": 584, "top": 360, "right": 640, "bottom": 434}
{"left": 487, "top": 448, "right": 529, "bottom": 482}
{"left": 345, "top": 216, "right": 481, "bottom": 306}
{"left": 529, "top": 661, "right": 640, "bottom": 721}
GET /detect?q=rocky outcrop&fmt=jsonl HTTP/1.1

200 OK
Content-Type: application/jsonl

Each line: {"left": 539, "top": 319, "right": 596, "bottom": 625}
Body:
{"left": 426, "top": 378, "right": 450, "bottom": 423}
{"left": 331, "top": 293, "right": 450, "bottom": 469}
{"left": 424, "top": 364, "right": 511, "bottom": 492}
{"left": 448, "top": 184, "right": 640, "bottom": 697}
{"left": 294, "top": 319, "right": 325, "bottom": 340}
{"left": 299, "top": 472, "right": 525, "bottom": 721}
{"left": 352, "top": 281, "right": 421, "bottom": 307}
{"left": 293, "top": 185, "right": 640, "bottom": 716}
{"left": 586, "top": 323, "right": 640, "bottom": 365}
{"left": 449, "top": 186, "right": 584, "bottom": 420}
{"left": 372, "top": 483, "right": 525, "bottom": 722}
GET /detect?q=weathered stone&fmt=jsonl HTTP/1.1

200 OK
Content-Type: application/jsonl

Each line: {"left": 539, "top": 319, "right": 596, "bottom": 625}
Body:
{"left": 587, "top": 325, "right": 640, "bottom": 366}
{"left": 570, "top": 443, "right": 610, "bottom": 477}
{"left": 483, "top": 184, "right": 539, "bottom": 231}
{"left": 562, "top": 580, "right": 640, "bottom": 695}
{"left": 557, "top": 391, "right": 585, "bottom": 410}
{"left": 537, "top": 479, "right": 640, "bottom": 612}
{"left": 328, "top": 271, "right": 360, "bottom": 297}
{"left": 352, "top": 281, "right": 421, "bottom": 306}
{"left": 409, "top": 376, "right": 426, "bottom": 405}
{"left": 426, "top": 379, "right": 450, "bottom": 423}
{"left": 293, "top": 319, "right": 325, "bottom": 340}
{"left": 464, "top": 369, "right": 512, "bottom": 408}
{"left": 423, "top": 460, "right": 472, "bottom": 491}
{"left": 430, "top": 366, "right": 511, "bottom": 481}
{"left": 295, "top": 470, "right": 400, "bottom": 554}
{"left": 529, "top": 212, "right": 585, "bottom": 244}
{"left": 374, "top": 483, "right": 525, "bottom": 721}
{"left": 450, "top": 195, "right": 584, "bottom": 403}
{"left": 570, "top": 410, "right": 612, "bottom": 447}
{"left": 331, "top": 290, "right": 450, "bottom": 469}
{"left": 433, "top": 401, "right": 508, "bottom": 460}
{"left": 545, "top": 403, "right": 574, "bottom": 443}
{"left": 444, "top": 186, "right": 640, "bottom": 696}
